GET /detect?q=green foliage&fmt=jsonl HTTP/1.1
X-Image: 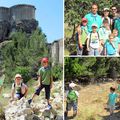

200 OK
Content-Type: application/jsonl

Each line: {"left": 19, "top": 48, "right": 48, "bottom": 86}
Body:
{"left": 1, "top": 28, "right": 48, "bottom": 84}
{"left": 14, "top": 67, "right": 31, "bottom": 83}
{"left": 52, "top": 63, "right": 63, "bottom": 81}
{"left": 65, "top": 0, "right": 113, "bottom": 27}
{"left": 65, "top": 57, "right": 120, "bottom": 82}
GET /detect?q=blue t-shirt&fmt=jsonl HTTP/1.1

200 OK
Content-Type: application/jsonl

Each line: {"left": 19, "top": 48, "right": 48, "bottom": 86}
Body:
{"left": 85, "top": 12, "right": 102, "bottom": 33}
{"left": 108, "top": 93, "right": 118, "bottom": 106}
{"left": 104, "top": 40, "right": 116, "bottom": 55}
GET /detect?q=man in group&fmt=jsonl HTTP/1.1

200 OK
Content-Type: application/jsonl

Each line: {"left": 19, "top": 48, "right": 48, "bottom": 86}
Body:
{"left": 85, "top": 3, "right": 102, "bottom": 33}
{"left": 111, "top": 6, "right": 119, "bottom": 30}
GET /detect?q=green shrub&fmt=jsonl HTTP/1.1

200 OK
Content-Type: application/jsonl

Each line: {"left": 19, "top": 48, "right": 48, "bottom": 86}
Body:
{"left": 52, "top": 63, "right": 63, "bottom": 81}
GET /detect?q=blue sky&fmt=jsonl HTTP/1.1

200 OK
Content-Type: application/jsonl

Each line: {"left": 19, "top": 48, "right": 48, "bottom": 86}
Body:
{"left": 0, "top": 0, "right": 63, "bottom": 43}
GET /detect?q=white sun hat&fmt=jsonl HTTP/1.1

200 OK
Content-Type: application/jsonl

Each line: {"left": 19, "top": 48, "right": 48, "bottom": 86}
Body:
{"left": 15, "top": 74, "right": 22, "bottom": 79}
{"left": 92, "top": 24, "right": 98, "bottom": 28}
{"left": 69, "top": 82, "right": 76, "bottom": 88}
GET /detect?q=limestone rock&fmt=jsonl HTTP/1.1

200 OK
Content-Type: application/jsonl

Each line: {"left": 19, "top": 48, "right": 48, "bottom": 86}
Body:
{"left": 4, "top": 81, "right": 63, "bottom": 120}
{"left": 2, "top": 93, "right": 11, "bottom": 98}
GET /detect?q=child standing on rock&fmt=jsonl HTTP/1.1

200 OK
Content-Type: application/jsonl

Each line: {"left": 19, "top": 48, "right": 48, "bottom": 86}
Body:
{"left": 65, "top": 82, "right": 79, "bottom": 119}
{"left": 28, "top": 57, "right": 53, "bottom": 110}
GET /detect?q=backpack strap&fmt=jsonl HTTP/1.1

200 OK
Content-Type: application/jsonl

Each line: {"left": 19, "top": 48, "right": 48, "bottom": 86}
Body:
{"left": 89, "top": 32, "right": 92, "bottom": 47}
{"left": 14, "top": 82, "right": 15, "bottom": 88}
{"left": 109, "top": 42, "right": 116, "bottom": 50}
{"left": 13, "top": 82, "right": 23, "bottom": 88}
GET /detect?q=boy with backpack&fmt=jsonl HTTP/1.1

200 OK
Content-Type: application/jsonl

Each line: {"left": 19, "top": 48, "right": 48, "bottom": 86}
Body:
{"left": 28, "top": 57, "right": 53, "bottom": 110}
{"left": 104, "top": 34, "right": 119, "bottom": 56}
{"left": 87, "top": 24, "right": 101, "bottom": 56}
{"left": 65, "top": 82, "right": 79, "bottom": 119}
{"left": 10, "top": 74, "right": 28, "bottom": 101}
{"left": 76, "top": 18, "right": 88, "bottom": 55}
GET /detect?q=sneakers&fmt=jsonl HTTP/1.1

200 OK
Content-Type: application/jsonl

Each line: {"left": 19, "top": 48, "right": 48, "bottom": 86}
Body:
{"left": 45, "top": 104, "right": 52, "bottom": 110}
{"left": 28, "top": 99, "right": 32, "bottom": 104}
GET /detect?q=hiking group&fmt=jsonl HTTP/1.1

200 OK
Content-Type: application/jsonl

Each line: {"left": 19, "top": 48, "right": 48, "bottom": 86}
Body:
{"left": 64, "top": 80, "right": 120, "bottom": 119}
{"left": 9, "top": 57, "right": 53, "bottom": 110}
{"left": 76, "top": 3, "right": 120, "bottom": 56}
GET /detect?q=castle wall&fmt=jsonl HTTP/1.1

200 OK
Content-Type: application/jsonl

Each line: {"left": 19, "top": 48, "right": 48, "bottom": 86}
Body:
{"left": 0, "top": 7, "right": 9, "bottom": 22}
{"left": 10, "top": 4, "right": 35, "bottom": 22}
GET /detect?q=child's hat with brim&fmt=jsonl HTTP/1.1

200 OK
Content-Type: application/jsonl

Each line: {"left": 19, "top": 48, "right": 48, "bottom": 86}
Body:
{"left": 104, "top": 8, "right": 110, "bottom": 11}
{"left": 69, "top": 82, "right": 76, "bottom": 88}
{"left": 15, "top": 74, "right": 22, "bottom": 79}
{"left": 41, "top": 57, "right": 49, "bottom": 63}
{"left": 82, "top": 18, "right": 88, "bottom": 23}
{"left": 92, "top": 24, "right": 98, "bottom": 28}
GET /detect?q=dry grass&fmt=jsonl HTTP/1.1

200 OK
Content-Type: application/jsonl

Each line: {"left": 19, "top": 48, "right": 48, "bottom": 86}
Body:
{"left": 65, "top": 81, "right": 120, "bottom": 120}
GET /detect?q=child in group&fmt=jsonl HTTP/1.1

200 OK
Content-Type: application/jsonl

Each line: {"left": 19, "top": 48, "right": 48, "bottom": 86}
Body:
{"left": 107, "top": 87, "right": 118, "bottom": 115}
{"left": 11, "top": 74, "right": 28, "bottom": 101}
{"left": 99, "top": 18, "right": 111, "bottom": 55}
{"left": 113, "top": 29, "right": 120, "bottom": 55}
{"left": 87, "top": 24, "right": 100, "bottom": 56}
{"left": 104, "top": 34, "right": 119, "bottom": 56}
{"left": 28, "top": 57, "right": 53, "bottom": 109}
{"left": 76, "top": 18, "right": 88, "bottom": 55}
{"left": 65, "top": 82, "right": 79, "bottom": 119}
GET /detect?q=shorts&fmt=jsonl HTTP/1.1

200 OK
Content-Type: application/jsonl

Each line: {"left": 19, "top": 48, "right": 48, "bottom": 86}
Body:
{"left": 35, "top": 84, "right": 50, "bottom": 100}
{"left": 108, "top": 105, "right": 115, "bottom": 111}
{"left": 15, "top": 93, "right": 24, "bottom": 99}
{"left": 89, "top": 47, "right": 100, "bottom": 56}
{"left": 66, "top": 101, "right": 78, "bottom": 111}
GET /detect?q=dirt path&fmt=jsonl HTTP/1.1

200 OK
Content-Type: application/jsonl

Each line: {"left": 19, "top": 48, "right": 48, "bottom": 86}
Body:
{"left": 66, "top": 82, "right": 120, "bottom": 120}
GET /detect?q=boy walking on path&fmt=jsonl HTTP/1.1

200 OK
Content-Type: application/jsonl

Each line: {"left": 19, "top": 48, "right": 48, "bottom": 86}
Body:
{"left": 107, "top": 87, "right": 118, "bottom": 116}
{"left": 65, "top": 82, "right": 79, "bottom": 119}
{"left": 28, "top": 57, "right": 53, "bottom": 109}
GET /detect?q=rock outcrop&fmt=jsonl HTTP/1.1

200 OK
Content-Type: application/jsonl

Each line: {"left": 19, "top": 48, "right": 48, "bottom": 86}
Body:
{"left": 5, "top": 81, "right": 63, "bottom": 120}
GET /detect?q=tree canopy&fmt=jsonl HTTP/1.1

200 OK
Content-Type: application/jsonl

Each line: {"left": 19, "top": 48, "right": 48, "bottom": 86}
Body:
{"left": 65, "top": 57, "right": 120, "bottom": 82}
{"left": 1, "top": 28, "right": 62, "bottom": 84}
